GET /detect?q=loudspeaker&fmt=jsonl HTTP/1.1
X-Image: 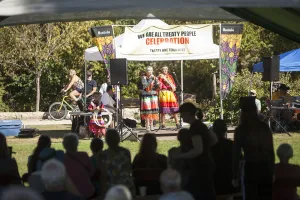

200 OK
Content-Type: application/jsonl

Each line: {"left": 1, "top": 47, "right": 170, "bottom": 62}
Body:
{"left": 110, "top": 58, "right": 128, "bottom": 85}
{"left": 262, "top": 56, "right": 279, "bottom": 81}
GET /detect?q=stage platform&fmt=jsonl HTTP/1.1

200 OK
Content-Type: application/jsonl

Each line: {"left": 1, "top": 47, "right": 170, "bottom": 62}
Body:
{"left": 121, "top": 126, "right": 236, "bottom": 141}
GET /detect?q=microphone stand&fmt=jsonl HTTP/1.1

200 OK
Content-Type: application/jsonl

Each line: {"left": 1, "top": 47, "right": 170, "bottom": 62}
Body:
{"left": 172, "top": 72, "right": 183, "bottom": 128}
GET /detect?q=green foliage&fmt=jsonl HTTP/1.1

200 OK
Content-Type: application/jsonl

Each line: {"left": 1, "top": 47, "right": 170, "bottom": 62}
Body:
{"left": 0, "top": 76, "right": 9, "bottom": 111}
{"left": 0, "top": 20, "right": 300, "bottom": 114}
{"left": 221, "top": 69, "right": 269, "bottom": 124}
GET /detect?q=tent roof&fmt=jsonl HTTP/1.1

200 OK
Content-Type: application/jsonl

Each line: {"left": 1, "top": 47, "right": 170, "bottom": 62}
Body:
{"left": 253, "top": 48, "right": 300, "bottom": 72}
{"left": 224, "top": 8, "right": 300, "bottom": 44}
{"left": 1, "top": 1, "right": 300, "bottom": 43}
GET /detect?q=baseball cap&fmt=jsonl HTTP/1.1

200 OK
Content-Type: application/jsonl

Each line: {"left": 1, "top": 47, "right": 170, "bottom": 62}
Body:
{"left": 250, "top": 89, "right": 256, "bottom": 95}
{"left": 87, "top": 71, "right": 92, "bottom": 76}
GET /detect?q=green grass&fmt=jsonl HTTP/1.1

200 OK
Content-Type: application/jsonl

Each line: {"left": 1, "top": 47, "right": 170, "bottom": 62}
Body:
{"left": 6, "top": 125, "right": 300, "bottom": 195}
{"left": 7, "top": 125, "right": 179, "bottom": 176}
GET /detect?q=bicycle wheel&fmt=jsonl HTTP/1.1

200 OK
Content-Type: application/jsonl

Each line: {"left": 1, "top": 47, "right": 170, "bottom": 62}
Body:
{"left": 49, "top": 102, "right": 68, "bottom": 120}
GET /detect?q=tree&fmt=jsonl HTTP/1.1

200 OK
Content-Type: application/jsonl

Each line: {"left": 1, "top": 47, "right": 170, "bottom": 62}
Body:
{"left": 0, "top": 21, "right": 113, "bottom": 112}
{"left": 0, "top": 20, "right": 299, "bottom": 116}
{"left": 0, "top": 23, "right": 80, "bottom": 111}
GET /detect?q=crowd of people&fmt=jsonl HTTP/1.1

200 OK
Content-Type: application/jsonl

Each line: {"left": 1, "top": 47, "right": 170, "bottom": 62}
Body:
{"left": 0, "top": 99, "right": 300, "bottom": 200}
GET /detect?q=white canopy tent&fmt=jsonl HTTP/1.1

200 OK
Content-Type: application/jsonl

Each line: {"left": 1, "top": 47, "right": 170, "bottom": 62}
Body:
{"left": 84, "top": 17, "right": 220, "bottom": 105}
{"left": 84, "top": 45, "right": 220, "bottom": 61}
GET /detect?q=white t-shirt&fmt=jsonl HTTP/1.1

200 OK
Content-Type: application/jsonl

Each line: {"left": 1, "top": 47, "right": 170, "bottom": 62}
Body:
{"left": 101, "top": 92, "right": 115, "bottom": 107}
{"left": 99, "top": 83, "right": 108, "bottom": 95}
{"left": 255, "top": 98, "right": 262, "bottom": 113}
{"left": 99, "top": 83, "right": 120, "bottom": 98}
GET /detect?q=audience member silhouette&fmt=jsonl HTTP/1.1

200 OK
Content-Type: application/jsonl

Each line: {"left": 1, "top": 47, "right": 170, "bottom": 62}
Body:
{"left": 175, "top": 102, "right": 217, "bottom": 200}
{"left": 273, "top": 144, "right": 300, "bottom": 200}
{"left": 132, "top": 133, "right": 167, "bottom": 195}
{"left": 168, "top": 129, "right": 192, "bottom": 172}
{"left": 98, "top": 129, "right": 135, "bottom": 197}
{"left": 168, "top": 128, "right": 193, "bottom": 188}
{"left": 104, "top": 185, "right": 132, "bottom": 200}
{"left": 41, "top": 159, "right": 83, "bottom": 200}
{"left": 27, "top": 135, "right": 51, "bottom": 175}
{"left": 63, "top": 133, "right": 95, "bottom": 199}
{"left": 0, "top": 132, "right": 21, "bottom": 186}
{"left": 90, "top": 138, "right": 104, "bottom": 196}
{"left": 211, "top": 119, "right": 240, "bottom": 196}
{"left": 159, "top": 168, "right": 194, "bottom": 200}
{"left": 233, "top": 97, "right": 275, "bottom": 200}
{"left": 1, "top": 186, "right": 43, "bottom": 200}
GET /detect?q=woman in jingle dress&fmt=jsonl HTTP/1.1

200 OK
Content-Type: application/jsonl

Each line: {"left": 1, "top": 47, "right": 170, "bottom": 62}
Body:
{"left": 140, "top": 67, "right": 160, "bottom": 132}
{"left": 158, "top": 66, "right": 180, "bottom": 129}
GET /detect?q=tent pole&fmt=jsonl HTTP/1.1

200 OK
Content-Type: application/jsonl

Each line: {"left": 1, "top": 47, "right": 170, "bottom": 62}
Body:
{"left": 84, "top": 60, "right": 87, "bottom": 111}
{"left": 249, "top": 71, "right": 254, "bottom": 95}
{"left": 219, "top": 24, "right": 223, "bottom": 120}
{"left": 270, "top": 81, "right": 273, "bottom": 100}
{"left": 180, "top": 60, "right": 184, "bottom": 104}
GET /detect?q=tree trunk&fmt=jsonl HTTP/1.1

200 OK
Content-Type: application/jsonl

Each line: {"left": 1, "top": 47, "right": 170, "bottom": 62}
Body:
{"left": 36, "top": 71, "right": 41, "bottom": 112}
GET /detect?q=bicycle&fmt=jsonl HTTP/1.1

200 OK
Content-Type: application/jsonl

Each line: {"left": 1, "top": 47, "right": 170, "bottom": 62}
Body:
{"left": 48, "top": 95, "right": 85, "bottom": 120}
{"left": 49, "top": 95, "right": 113, "bottom": 128}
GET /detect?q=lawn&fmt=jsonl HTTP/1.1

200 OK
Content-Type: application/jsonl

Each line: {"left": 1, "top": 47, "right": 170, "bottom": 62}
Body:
{"left": 6, "top": 124, "right": 300, "bottom": 194}
{"left": 7, "top": 125, "right": 179, "bottom": 176}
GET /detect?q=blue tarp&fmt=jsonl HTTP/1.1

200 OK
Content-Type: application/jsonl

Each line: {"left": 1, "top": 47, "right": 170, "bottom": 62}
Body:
{"left": 253, "top": 48, "right": 300, "bottom": 72}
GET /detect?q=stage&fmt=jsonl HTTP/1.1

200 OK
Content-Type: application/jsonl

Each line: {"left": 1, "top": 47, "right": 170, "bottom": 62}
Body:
{"left": 119, "top": 126, "right": 236, "bottom": 141}
{"left": 69, "top": 111, "right": 236, "bottom": 141}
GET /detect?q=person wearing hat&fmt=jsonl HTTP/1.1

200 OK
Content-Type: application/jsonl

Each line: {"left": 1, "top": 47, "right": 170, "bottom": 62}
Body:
{"left": 250, "top": 89, "right": 261, "bottom": 114}
{"left": 174, "top": 102, "right": 217, "bottom": 200}
{"left": 84, "top": 71, "right": 97, "bottom": 106}
{"left": 272, "top": 84, "right": 291, "bottom": 100}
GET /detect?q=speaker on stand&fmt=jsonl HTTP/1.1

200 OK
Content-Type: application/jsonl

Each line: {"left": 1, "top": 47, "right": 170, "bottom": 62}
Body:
{"left": 110, "top": 58, "right": 140, "bottom": 141}
{"left": 261, "top": 55, "right": 289, "bottom": 135}
{"left": 262, "top": 55, "right": 279, "bottom": 100}
{"left": 262, "top": 56, "right": 280, "bottom": 82}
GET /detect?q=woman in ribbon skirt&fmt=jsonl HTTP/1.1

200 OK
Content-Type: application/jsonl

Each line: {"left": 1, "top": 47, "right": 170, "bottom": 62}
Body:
{"left": 158, "top": 66, "right": 180, "bottom": 129}
{"left": 140, "top": 66, "right": 160, "bottom": 132}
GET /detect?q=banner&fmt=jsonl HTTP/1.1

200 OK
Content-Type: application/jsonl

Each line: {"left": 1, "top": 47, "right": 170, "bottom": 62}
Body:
{"left": 121, "top": 25, "right": 215, "bottom": 55}
{"left": 220, "top": 24, "right": 243, "bottom": 99}
{"left": 90, "top": 26, "right": 115, "bottom": 75}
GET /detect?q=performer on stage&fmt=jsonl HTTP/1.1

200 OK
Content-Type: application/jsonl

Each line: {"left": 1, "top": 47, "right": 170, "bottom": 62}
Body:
{"left": 84, "top": 71, "right": 97, "bottom": 106}
{"left": 88, "top": 92, "right": 106, "bottom": 138}
{"left": 99, "top": 75, "right": 120, "bottom": 104}
{"left": 61, "top": 69, "right": 84, "bottom": 103}
{"left": 158, "top": 66, "right": 180, "bottom": 129}
{"left": 140, "top": 66, "right": 160, "bottom": 132}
